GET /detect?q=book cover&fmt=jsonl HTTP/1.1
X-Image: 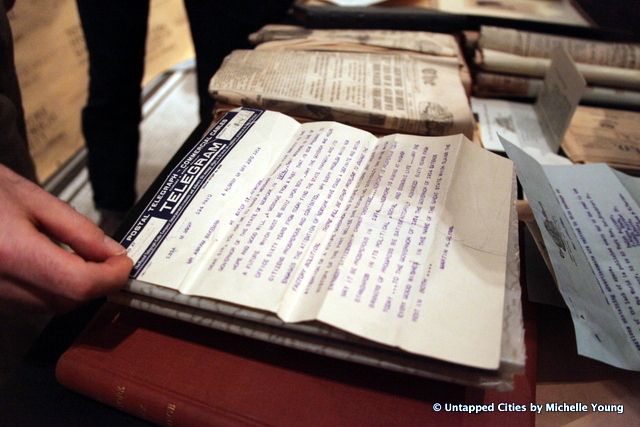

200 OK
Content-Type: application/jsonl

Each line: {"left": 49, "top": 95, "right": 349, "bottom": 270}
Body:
{"left": 56, "top": 302, "right": 537, "bottom": 427}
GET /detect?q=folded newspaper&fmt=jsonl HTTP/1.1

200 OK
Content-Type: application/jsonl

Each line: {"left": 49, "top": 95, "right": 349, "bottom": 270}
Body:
{"left": 116, "top": 108, "right": 524, "bottom": 389}
{"left": 209, "top": 49, "right": 473, "bottom": 138}
{"left": 475, "top": 26, "right": 640, "bottom": 91}
{"left": 248, "top": 24, "right": 472, "bottom": 94}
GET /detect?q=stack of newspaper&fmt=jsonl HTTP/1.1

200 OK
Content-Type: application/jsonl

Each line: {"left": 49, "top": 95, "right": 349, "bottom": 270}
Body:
{"left": 208, "top": 25, "right": 474, "bottom": 138}
{"left": 471, "top": 26, "right": 640, "bottom": 109}
{"left": 470, "top": 27, "right": 640, "bottom": 173}
{"left": 248, "top": 24, "right": 472, "bottom": 94}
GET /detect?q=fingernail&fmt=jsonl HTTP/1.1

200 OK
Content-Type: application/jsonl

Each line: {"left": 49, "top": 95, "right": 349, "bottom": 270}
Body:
{"left": 104, "top": 235, "right": 127, "bottom": 256}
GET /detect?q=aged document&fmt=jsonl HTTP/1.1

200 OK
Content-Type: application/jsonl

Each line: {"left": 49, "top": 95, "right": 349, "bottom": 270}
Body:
{"left": 472, "top": 48, "right": 584, "bottom": 157}
{"left": 209, "top": 49, "right": 473, "bottom": 138}
{"left": 473, "top": 98, "right": 551, "bottom": 155}
{"left": 480, "top": 26, "right": 640, "bottom": 70}
{"left": 477, "top": 49, "right": 640, "bottom": 91}
{"left": 122, "top": 108, "right": 514, "bottom": 370}
{"left": 249, "top": 25, "right": 471, "bottom": 96}
{"left": 473, "top": 72, "right": 640, "bottom": 110}
{"left": 563, "top": 106, "right": 640, "bottom": 174}
{"left": 249, "top": 25, "right": 460, "bottom": 58}
{"left": 503, "top": 138, "right": 640, "bottom": 370}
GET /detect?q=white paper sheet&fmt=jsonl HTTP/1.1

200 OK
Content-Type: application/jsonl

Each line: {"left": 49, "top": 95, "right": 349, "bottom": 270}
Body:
{"left": 121, "top": 108, "right": 514, "bottom": 370}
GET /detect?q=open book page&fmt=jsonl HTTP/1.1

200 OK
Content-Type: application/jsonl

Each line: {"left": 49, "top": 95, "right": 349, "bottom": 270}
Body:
{"left": 502, "top": 137, "right": 640, "bottom": 370}
{"left": 122, "top": 109, "right": 513, "bottom": 369}
{"left": 190, "top": 119, "right": 511, "bottom": 369}
{"left": 209, "top": 49, "right": 473, "bottom": 137}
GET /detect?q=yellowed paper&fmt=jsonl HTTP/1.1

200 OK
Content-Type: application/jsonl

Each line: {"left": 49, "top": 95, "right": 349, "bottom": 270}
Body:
{"left": 480, "top": 26, "right": 640, "bottom": 70}
{"left": 477, "top": 49, "right": 640, "bottom": 91}
{"left": 116, "top": 171, "right": 524, "bottom": 387}
{"left": 563, "top": 106, "right": 640, "bottom": 174}
{"left": 474, "top": 72, "right": 640, "bottom": 110}
{"left": 250, "top": 25, "right": 460, "bottom": 57}
{"left": 210, "top": 49, "right": 473, "bottom": 137}
{"left": 124, "top": 109, "right": 514, "bottom": 369}
{"left": 249, "top": 25, "right": 471, "bottom": 94}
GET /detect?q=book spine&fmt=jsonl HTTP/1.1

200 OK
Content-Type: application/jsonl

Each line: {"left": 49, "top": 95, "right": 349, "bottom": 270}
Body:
{"left": 55, "top": 350, "right": 264, "bottom": 427}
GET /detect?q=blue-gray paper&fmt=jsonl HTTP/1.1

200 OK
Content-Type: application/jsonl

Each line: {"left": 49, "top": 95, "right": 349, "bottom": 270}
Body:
{"left": 502, "top": 136, "right": 640, "bottom": 370}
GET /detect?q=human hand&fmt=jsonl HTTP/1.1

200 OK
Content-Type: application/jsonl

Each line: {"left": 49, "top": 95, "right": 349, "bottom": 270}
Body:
{"left": 0, "top": 165, "right": 133, "bottom": 313}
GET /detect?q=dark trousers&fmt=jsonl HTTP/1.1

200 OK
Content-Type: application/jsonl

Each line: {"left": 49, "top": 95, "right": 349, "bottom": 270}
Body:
{"left": 76, "top": 0, "right": 291, "bottom": 211}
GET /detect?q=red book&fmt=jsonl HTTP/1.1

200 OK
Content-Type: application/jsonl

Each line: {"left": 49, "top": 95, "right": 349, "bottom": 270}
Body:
{"left": 56, "top": 302, "right": 537, "bottom": 427}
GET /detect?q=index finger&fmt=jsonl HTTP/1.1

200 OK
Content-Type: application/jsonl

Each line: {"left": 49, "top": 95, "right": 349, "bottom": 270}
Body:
{"left": 20, "top": 178, "right": 126, "bottom": 261}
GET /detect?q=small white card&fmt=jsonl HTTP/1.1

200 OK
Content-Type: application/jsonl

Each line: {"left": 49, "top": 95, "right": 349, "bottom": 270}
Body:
{"left": 472, "top": 47, "right": 586, "bottom": 160}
